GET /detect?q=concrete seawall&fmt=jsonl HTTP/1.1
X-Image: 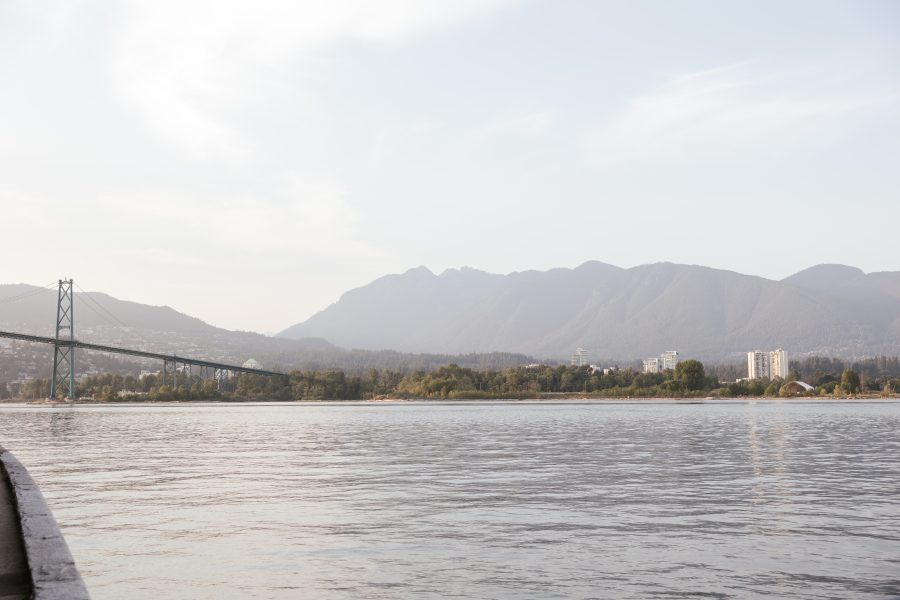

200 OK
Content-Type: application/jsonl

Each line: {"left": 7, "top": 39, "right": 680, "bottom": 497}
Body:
{"left": 0, "top": 447, "right": 89, "bottom": 600}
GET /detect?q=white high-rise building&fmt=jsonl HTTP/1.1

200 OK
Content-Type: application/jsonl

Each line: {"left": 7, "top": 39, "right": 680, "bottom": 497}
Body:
{"left": 571, "top": 348, "right": 588, "bottom": 367}
{"left": 660, "top": 351, "right": 679, "bottom": 370}
{"left": 644, "top": 350, "right": 678, "bottom": 373}
{"left": 643, "top": 357, "right": 661, "bottom": 374}
{"left": 747, "top": 349, "right": 789, "bottom": 380}
{"left": 769, "top": 349, "right": 788, "bottom": 379}
{"left": 747, "top": 351, "right": 769, "bottom": 380}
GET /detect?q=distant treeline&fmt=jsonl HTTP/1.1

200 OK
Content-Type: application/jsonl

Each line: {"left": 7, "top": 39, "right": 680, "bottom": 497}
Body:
{"left": 0, "top": 346, "right": 539, "bottom": 383}
{"left": 266, "top": 350, "right": 542, "bottom": 374}
{"left": 5, "top": 355, "right": 900, "bottom": 401}
{"left": 707, "top": 356, "right": 900, "bottom": 389}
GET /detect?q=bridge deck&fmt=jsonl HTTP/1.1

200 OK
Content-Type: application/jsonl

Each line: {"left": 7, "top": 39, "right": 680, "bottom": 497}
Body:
{"left": 0, "top": 462, "right": 29, "bottom": 600}
{"left": 0, "top": 330, "right": 284, "bottom": 377}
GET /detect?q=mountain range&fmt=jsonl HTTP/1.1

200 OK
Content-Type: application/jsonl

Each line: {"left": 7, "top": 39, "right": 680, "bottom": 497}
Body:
{"left": 0, "top": 284, "right": 533, "bottom": 379}
{"left": 278, "top": 262, "right": 900, "bottom": 361}
{"left": 3, "top": 261, "right": 899, "bottom": 378}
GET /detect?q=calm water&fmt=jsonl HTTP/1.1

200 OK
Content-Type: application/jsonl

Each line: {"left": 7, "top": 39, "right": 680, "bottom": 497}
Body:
{"left": 1, "top": 401, "right": 899, "bottom": 599}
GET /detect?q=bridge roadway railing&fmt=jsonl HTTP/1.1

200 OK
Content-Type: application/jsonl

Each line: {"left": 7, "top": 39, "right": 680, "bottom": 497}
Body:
{"left": 0, "top": 330, "right": 285, "bottom": 377}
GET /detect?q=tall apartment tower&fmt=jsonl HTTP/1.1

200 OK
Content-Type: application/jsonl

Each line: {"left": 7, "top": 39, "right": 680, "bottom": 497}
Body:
{"left": 660, "top": 351, "right": 679, "bottom": 370}
{"left": 747, "top": 349, "right": 789, "bottom": 380}
{"left": 643, "top": 358, "right": 660, "bottom": 374}
{"left": 747, "top": 351, "right": 770, "bottom": 379}
{"left": 769, "top": 348, "right": 788, "bottom": 379}
{"left": 571, "top": 348, "right": 588, "bottom": 367}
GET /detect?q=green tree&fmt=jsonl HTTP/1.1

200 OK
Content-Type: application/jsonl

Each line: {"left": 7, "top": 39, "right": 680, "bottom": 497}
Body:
{"left": 747, "top": 379, "right": 766, "bottom": 396}
{"left": 840, "top": 369, "right": 860, "bottom": 394}
{"left": 674, "top": 360, "right": 706, "bottom": 391}
{"left": 24, "top": 378, "right": 49, "bottom": 400}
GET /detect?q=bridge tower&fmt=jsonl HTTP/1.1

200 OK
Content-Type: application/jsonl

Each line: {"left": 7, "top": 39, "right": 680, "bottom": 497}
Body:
{"left": 50, "top": 279, "right": 76, "bottom": 400}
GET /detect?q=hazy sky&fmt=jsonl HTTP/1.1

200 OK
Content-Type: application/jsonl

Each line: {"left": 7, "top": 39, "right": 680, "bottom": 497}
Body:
{"left": 2, "top": 0, "right": 899, "bottom": 333}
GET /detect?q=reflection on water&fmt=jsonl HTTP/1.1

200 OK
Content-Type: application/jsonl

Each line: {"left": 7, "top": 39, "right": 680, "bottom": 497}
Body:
{"left": 1, "top": 401, "right": 899, "bottom": 599}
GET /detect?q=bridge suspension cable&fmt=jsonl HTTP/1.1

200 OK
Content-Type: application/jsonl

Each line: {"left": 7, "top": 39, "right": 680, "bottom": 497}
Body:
{"left": 73, "top": 282, "right": 160, "bottom": 354}
{"left": 73, "top": 283, "right": 130, "bottom": 329}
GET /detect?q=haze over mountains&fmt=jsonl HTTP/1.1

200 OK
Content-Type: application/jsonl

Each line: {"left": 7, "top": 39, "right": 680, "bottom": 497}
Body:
{"left": 3, "top": 260, "right": 900, "bottom": 378}
{"left": 0, "top": 284, "right": 328, "bottom": 375}
{"left": 0, "top": 284, "right": 531, "bottom": 379}
{"left": 278, "top": 262, "right": 900, "bottom": 361}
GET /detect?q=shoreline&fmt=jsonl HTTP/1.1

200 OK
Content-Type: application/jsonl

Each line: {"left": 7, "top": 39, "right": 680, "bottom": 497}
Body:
{"left": 2, "top": 396, "right": 899, "bottom": 407}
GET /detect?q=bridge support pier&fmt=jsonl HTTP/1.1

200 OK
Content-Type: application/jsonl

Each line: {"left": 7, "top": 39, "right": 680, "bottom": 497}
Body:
{"left": 162, "top": 358, "right": 179, "bottom": 390}
{"left": 215, "top": 368, "right": 231, "bottom": 392}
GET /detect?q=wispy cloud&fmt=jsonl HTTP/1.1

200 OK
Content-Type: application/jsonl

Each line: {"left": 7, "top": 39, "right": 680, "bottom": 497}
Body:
{"left": 587, "top": 63, "right": 900, "bottom": 165}
{"left": 93, "top": 172, "right": 381, "bottom": 261}
{"left": 112, "top": 0, "right": 518, "bottom": 161}
{"left": 473, "top": 108, "right": 557, "bottom": 140}
{"left": 3, "top": 170, "right": 381, "bottom": 273}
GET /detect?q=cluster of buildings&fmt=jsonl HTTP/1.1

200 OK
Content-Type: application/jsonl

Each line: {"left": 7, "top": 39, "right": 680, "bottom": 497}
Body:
{"left": 569, "top": 347, "right": 791, "bottom": 382}
{"left": 570, "top": 347, "right": 682, "bottom": 374}
{"left": 568, "top": 348, "right": 619, "bottom": 375}
{"left": 747, "top": 349, "right": 788, "bottom": 380}
{"left": 642, "top": 351, "right": 679, "bottom": 374}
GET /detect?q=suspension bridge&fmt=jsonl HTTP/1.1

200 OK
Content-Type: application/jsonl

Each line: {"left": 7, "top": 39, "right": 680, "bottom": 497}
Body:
{"left": 0, "top": 279, "right": 285, "bottom": 399}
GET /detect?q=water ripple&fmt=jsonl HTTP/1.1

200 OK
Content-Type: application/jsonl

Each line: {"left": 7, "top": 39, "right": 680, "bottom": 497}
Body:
{"left": 0, "top": 401, "right": 898, "bottom": 599}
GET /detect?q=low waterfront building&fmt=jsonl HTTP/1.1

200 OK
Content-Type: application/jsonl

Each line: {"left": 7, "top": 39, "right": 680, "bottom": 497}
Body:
{"left": 781, "top": 380, "right": 814, "bottom": 394}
